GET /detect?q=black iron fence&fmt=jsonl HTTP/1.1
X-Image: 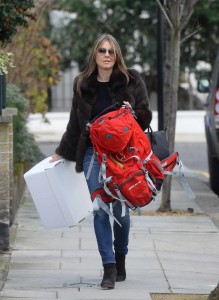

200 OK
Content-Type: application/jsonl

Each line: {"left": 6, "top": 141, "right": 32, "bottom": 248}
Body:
{"left": 0, "top": 72, "right": 6, "bottom": 116}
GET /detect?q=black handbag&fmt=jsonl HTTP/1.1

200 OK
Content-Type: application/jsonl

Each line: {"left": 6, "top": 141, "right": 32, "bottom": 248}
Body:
{"left": 145, "top": 126, "right": 170, "bottom": 161}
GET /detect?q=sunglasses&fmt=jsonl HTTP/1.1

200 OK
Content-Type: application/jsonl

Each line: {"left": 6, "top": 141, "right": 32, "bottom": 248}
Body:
{"left": 97, "top": 47, "right": 115, "bottom": 56}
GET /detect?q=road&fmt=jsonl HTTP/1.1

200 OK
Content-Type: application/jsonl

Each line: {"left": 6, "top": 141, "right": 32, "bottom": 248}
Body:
{"left": 175, "top": 141, "right": 209, "bottom": 182}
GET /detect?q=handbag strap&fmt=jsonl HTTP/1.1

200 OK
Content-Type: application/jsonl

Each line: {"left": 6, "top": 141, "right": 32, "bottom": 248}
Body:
{"left": 146, "top": 126, "right": 168, "bottom": 145}
{"left": 146, "top": 126, "right": 156, "bottom": 144}
{"left": 147, "top": 125, "right": 168, "bottom": 133}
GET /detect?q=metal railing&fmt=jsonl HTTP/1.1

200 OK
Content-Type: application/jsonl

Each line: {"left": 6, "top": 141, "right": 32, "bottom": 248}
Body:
{"left": 0, "top": 72, "right": 6, "bottom": 116}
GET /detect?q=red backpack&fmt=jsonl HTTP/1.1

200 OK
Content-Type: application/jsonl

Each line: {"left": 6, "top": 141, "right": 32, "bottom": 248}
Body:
{"left": 87, "top": 106, "right": 194, "bottom": 211}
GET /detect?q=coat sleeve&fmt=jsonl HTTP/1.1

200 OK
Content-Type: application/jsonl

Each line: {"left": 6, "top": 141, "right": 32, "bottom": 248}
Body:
{"left": 131, "top": 70, "right": 152, "bottom": 131}
{"left": 55, "top": 86, "right": 81, "bottom": 161}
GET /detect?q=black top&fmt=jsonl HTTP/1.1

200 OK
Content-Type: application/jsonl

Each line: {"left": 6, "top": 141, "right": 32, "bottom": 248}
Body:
{"left": 90, "top": 82, "right": 112, "bottom": 120}
{"left": 88, "top": 82, "right": 112, "bottom": 146}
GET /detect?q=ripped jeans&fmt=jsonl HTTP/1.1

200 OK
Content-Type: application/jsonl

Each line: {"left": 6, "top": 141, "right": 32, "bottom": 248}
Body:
{"left": 83, "top": 146, "right": 130, "bottom": 265}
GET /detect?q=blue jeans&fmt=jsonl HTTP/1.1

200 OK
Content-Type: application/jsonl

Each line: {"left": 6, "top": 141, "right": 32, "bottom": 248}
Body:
{"left": 83, "top": 147, "right": 130, "bottom": 265}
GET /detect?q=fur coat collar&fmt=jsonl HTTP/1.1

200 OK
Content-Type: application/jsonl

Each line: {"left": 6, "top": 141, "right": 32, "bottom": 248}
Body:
{"left": 79, "top": 68, "right": 138, "bottom": 106}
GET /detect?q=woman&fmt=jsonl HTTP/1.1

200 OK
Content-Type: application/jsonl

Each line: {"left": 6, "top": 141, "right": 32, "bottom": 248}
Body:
{"left": 50, "top": 34, "right": 152, "bottom": 289}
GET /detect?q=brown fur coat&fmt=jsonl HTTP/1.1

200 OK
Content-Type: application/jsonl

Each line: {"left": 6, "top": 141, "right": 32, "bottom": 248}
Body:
{"left": 56, "top": 68, "right": 152, "bottom": 172}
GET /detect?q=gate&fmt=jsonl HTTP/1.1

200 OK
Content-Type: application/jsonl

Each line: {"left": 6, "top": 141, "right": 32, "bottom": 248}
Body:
{"left": 0, "top": 72, "right": 6, "bottom": 116}
{"left": 51, "top": 62, "right": 79, "bottom": 112}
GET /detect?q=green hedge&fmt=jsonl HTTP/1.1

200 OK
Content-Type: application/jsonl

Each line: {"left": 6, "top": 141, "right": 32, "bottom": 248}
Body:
{"left": 6, "top": 83, "right": 45, "bottom": 166}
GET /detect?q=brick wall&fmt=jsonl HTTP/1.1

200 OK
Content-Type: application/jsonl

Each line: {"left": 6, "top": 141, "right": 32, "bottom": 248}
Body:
{"left": 0, "top": 109, "right": 16, "bottom": 251}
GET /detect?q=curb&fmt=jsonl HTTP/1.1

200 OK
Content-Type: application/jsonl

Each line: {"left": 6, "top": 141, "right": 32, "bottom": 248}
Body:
{"left": 0, "top": 253, "right": 11, "bottom": 290}
{"left": 0, "top": 223, "right": 18, "bottom": 291}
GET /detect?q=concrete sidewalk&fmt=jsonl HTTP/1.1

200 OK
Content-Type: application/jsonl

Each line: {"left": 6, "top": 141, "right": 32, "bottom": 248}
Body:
{"left": 1, "top": 175, "right": 219, "bottom": 300}
{"left": 26, "top": 110, "right": 206, "bottom": 143}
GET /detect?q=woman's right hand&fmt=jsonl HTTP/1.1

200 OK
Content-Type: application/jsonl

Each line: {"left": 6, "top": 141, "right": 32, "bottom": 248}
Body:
{"left": 49, "top": 154, "right": 63, "bottom": 163}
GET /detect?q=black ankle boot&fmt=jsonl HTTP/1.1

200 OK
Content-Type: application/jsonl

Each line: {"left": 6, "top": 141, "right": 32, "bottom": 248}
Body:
{"left": 115, "top": 252, "right": 126, "bottom": 282}
{"left": 101, "top": 263, "right": 117, "bottom": 289}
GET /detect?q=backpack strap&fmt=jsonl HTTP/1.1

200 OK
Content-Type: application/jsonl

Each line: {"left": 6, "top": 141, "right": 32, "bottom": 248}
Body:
{"left": 93, "top": 194, "right": 122, "bottom": 227}
{"left": 142, "top": 150, "right": 153, "bottom": 164}
{"left": 163, "top": 157, "right": 196, "bottom": 200}
{"left": 99, "top": 154, "right": 107, "bottom": 181}
{"left": 113, "top": 184, "right": 136, "bottom": 213}
{"left": 141, "top": 166, "right": 160, "bottom": 196}
{"left": 85, "top": 150, "right": 96, "bottom": 180}
{"left": 177, "top": 158, "right": 196, "bottom": 200}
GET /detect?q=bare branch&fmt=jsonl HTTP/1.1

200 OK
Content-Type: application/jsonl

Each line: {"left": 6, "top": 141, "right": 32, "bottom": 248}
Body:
{"left": 180, "top": 25, "right": 202, "bottom": 44}
{"left": 191, "top": 0, "right": 201, "bottom": 6}
{"left": 180, "top": 8, "right": 193, "bottom": 31}
{"left": 154, "top": 0, "right": 173, "bottom": 29}
{"left": 180, "top": 0, "right": 201, "bottom": 31}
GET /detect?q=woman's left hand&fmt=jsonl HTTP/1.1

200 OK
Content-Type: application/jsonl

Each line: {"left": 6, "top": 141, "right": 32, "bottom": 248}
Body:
{"left": 123, "top": 101, "right": 131, "bottom": 108}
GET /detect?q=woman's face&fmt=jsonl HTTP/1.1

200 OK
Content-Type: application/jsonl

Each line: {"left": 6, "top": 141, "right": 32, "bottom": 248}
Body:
{"left": 95, "top": 40, "right": 116, "bottom": 72}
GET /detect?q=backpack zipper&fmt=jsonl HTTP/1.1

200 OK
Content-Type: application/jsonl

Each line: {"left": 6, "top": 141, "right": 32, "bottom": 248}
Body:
{"left": 109, "top": 154, "right": 126, "bottom": 169}
{"left": 101, "top": 108, "right": 128, "bottom": 122}
{"left": 110, "top": 109, "right": 128, "bottom": 119}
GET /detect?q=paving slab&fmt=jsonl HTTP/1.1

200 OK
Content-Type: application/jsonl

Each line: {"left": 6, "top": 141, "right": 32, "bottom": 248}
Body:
{"left": 0, "top": 289, "right": 57, "bottom": 299}
{"left": 57, "top": 287, "right": 154, "bottom": 300}
{"left": 164, "top": 269, "right": 219, "bottom": 291}
{"left": 157, "top": 251, "right": 219, "bottom": 274}
{"left": 153, "top": 233, "right": 219, "bottom": 255}
{"left": 11, "top": 249, "right": 62, "bottom": 258}
{"left": 10, "top": 261, "right": 60, "bottom": 270}
{"left": 13, "top": 237, "right": 80, "bottom": 250}
{"left": 0, "top": 298, "right": 54, "bottom": 300}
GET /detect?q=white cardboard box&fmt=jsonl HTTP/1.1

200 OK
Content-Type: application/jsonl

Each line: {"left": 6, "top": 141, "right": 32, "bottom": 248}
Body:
{"left": 24, "top": 157, "right": 93, "bottom": 229}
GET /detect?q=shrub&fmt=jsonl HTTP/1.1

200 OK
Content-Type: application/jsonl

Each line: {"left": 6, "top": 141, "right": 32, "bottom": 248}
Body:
{"left": 6, "top": 83, "right": 44, "bottom": 166}
{"left": 0, "top": 0, "right": 35, "bottom": 46}
{"left": 0, "top": 50, "right": 15, "bottom": 75}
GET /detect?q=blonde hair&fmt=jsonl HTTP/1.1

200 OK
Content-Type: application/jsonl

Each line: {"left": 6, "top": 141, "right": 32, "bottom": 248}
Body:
{"left": 76, "top": 34, "right": 129, "bottom": 95}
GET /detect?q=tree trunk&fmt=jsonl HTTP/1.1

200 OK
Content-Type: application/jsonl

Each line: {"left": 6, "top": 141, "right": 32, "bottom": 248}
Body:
{"left": 208, "top": 283, "right": 219, "bottom": 300}
{"left": 159, "top": 2, "right": 181, "bottom": 211}
{"left": 158, "top": 0, "right": 200, "bottom": 211}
